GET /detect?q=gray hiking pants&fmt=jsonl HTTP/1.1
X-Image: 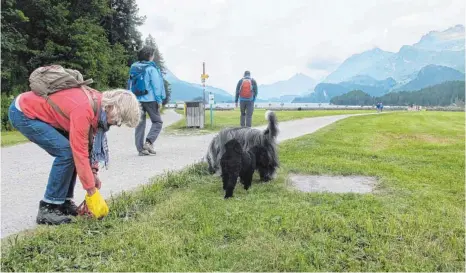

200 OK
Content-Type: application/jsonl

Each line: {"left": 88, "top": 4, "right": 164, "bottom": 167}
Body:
{"left": 135, "top": 101, "right": 163, "bottom": 152}
{"left": 240, "top": 100, "right": 254, "bottom": 127}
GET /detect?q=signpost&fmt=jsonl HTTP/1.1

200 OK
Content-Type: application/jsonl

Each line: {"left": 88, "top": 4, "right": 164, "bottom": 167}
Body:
{"left": 201, "top": 62, "right": 213, "bottom": 128}
{"left": 201, "top": 62, "right": 209, "bottom": 102}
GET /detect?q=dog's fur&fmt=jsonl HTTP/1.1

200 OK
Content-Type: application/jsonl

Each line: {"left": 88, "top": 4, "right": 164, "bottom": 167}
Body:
{"left": 206, "top": 110, "right": 279, "bottom": 182}
{"left": 220, "top": 139, "right": 271, "bottom": 198}
{"left": 220, "top": 139, "right": 255, "bottom": 198}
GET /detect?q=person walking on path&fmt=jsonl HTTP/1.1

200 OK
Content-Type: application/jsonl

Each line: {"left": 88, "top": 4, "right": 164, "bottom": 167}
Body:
{"left": 128, "top": 46, "right": 167, "bottom": 156}
{"left": 235, "top": 70, "right": 258, "bottom": 127}
{"left": 376, "top": 102, "right": 383, "bottom": 113}
{"left": 8, "top": 67, "right": 141, "bottom": 225}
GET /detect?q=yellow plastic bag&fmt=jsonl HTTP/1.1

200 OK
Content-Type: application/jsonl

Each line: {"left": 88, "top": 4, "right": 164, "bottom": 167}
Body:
{"left": 85, "top": 189, "right": 109, "bottom": 219}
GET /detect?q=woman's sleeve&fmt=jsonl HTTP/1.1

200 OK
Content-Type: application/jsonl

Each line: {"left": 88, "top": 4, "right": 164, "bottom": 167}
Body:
{"left": 69, "top": 108, "right": 95, "bottom": 190}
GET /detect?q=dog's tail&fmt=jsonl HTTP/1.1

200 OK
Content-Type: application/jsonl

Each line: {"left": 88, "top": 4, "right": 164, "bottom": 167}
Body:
{"left": 264, "top": 110, "right": 278, "bottom": 139}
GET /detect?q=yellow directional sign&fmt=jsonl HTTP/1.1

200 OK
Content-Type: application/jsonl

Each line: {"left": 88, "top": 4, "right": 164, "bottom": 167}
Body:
{"left": 201, "top": 73, "right": 209, "bottom": 80}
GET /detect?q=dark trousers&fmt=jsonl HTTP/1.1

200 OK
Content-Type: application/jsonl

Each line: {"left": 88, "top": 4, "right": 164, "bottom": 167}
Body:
{"left": 135, "top": 101, "right": 163, "bottom": 151}
{"left": 240, "top": 100, "right": 254, "bottom": 127}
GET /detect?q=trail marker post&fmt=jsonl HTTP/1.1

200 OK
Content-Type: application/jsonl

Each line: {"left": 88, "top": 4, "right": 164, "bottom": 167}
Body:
{"left": 201, "top": 62, "right": 213, "bottom": 128}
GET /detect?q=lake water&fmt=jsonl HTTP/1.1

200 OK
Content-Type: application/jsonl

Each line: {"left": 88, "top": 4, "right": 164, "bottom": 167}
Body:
{"left": 166, "top": 102, "right": 395, "bottom": 109}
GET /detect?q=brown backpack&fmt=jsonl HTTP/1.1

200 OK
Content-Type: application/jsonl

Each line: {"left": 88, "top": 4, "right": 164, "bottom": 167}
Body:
{"left": 29, "top": 65, "right": 98, "bottom": 118}
{"left": 29, "top": 65, "right": 99, "bottom": 151}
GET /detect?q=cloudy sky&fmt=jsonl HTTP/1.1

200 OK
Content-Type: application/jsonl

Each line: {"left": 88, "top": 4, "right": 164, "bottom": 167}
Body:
{"left": 136, "top": 0, "right": 465, "bottom": 93}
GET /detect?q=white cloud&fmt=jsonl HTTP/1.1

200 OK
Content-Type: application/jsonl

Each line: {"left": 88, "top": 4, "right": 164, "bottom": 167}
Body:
{"left": 136, "top": 0, "right": 465, "bottom": 93}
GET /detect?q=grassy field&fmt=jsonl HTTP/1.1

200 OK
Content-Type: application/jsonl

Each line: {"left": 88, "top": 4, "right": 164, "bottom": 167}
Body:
{"left": 1, "top": 111, "right": 464, "bottom": 271}
{"left": 166, "top": 108, "right": 374, "bottom": 134}
{"left": 0, "top": 109, "right": 374, "bottom": 145}
{"left": 1, "top": 131, "right": 28, "bottom": 147}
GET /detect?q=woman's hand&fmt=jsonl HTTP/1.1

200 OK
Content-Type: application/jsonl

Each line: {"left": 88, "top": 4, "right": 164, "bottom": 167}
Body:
{"left": 94, "top": 173, "right": 102, "bottom": 189}
{"left": 86, "top": 187, "right": 97, "bottom": 196}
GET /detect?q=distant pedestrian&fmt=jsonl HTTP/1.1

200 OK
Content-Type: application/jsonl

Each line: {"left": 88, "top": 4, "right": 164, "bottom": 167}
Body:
{"left": 376, "top": 102, "right": 382, "bottom": 113}
{"left": 128, "top": 46, "right": 167, "bottom": 156}
{"left": 235, "top": 71, "right": 258, "bottom": 127}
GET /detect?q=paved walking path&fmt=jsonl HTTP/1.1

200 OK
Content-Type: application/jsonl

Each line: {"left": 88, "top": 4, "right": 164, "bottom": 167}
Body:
{"left": 1, "top": 110, "right": 371, "bottom": 238}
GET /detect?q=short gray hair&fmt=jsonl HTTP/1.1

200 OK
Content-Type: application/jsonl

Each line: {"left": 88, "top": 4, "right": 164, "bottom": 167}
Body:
{"left": 101, "top": 89, "right": 141, "bottom": 127}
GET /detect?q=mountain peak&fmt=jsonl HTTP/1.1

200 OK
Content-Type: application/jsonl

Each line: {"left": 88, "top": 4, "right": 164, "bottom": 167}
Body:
{"left": 355, "top": 47, "right": 391, "bottom": 56}
{"left": 369, "top": 47, "right": 383, "bottom": 53}
{"left": 289, "top": 73, "right": 313, "bottom": 80}
{"left": 418, "top": 64, "right": 464, "bottom": 74}
{"left": 393, "top": 64, "right": 465, "bottom": 92}
{"left": 257, "top": 73, "right": 316, "bottom": 100}
{"left": 164, "top": 69, "right": 179, "bottom": 81}
{"left": 414, "top": 24, "right": 465, "bottom": 51}
{"left": 323, "top": 47, "right": 394, "bottom": 83}
{"left": 443, "top": 24, "right": 465, "bottom": 35}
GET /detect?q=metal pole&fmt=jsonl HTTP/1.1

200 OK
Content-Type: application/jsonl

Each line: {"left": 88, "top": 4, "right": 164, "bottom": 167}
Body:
{"left": 210, "top": 93, "right": 213, "bottom": 128}
{"left": 202, "top": 62, "right": 206, "bottom": 103}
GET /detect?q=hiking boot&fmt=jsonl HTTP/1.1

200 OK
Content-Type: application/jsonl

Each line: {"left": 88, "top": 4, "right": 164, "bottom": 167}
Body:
{"left": 143, "top": 141, "right": 157, "bottom": 155}
{"left": 59, "top": 200, "right": 78, "bottom": 216}
{"left": 138, "top": 149, "right": 151, "bottom": 156}
{"left": 36, "top": 201, "right": 72, "bottom": 225}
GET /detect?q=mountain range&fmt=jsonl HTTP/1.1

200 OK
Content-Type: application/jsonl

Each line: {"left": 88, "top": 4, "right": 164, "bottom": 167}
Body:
{"left": 391, "top": 64, "right": 465, "bottom": 92}
{"left": 293, "top": 24, "right": 465, "bottom": 103}
{"left": 294, "top": 64, "right": 465, "bottom": 103}
{"left": 323, "top": 24, "right": 465, "bottom": 84}
{"left": 164, "top": 70, "right": 234, "bottom": 103}
{"left": 256, "top": 73, "right": 317, "bottom": 101}
{"left": 164, "top": 70, "right": 316, "bottom": 103}
{"left": 164, "top": 24, "right": 465, "bottom": 104}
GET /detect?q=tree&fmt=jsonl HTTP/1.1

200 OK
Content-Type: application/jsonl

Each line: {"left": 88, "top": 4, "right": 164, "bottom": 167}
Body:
{"left": 0, "top": 0, "right": 157, "bottom": 129}
{"left": 144, "top": 34, "right": 156, "bottom": 48}
{"left": 330, "top": 90, "right": 374, "bottom": 106}
{"left": 103, "top": 0, "right": 145, "bottom": 64}
{"left": 1, "top": 0, "right": 30, "bottom": 95}
{"left": 143, "top": 34, "right": 171, "bottom": 104}
{"left": 143, "top": 34, "right": 165, "bottom": 72}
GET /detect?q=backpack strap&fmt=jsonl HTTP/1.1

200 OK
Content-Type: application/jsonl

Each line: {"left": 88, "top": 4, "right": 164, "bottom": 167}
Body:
{"left": 45, "top": 96, "right": 70, "bottom": 120}
{"left": 45, "top": 87, "right": 98, "bottom": 120}
{"left": 45, "top": 87, "right": 99, "bottom": 156}
{"left": 79, "top": 87, "right": 99, "bottom": 157}
{"left": 80, "top": 86, "right": 98, "bottom": 117}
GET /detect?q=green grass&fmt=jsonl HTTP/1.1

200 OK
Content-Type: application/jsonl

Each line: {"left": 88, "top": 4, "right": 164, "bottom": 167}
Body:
{"left": 167, "top": 109, "right": 374, "bottom": 134}
{"left": 2, "top": 112, "right": 464, "bottom": 271}
{"left": 1, "top": 131, "right": 28, "bottom": 147}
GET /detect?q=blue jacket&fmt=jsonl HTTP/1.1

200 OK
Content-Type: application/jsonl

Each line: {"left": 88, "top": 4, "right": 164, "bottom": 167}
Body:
{"left": 129, "top": 61, "right": 166, "bottom": 103}
{"left": 235, "top": 76, "right": 258, "bottom": 102}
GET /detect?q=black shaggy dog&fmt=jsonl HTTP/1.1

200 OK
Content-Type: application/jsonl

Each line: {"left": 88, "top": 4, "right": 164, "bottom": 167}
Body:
{"left": 220, "top": 139, "right": 271, "bottom": 199}
{"left": 206, "top": 110, "right": 279, "bottom": 182}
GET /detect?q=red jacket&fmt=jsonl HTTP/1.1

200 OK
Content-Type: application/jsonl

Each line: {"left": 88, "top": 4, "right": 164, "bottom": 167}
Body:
{"left": 19, "top": 88, "right": 102, "bottom": 190}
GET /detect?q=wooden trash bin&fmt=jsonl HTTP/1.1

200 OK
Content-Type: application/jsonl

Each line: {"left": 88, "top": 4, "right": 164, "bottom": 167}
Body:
{"left": 185, "top": 101, "right": 205, "bottom": 128}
